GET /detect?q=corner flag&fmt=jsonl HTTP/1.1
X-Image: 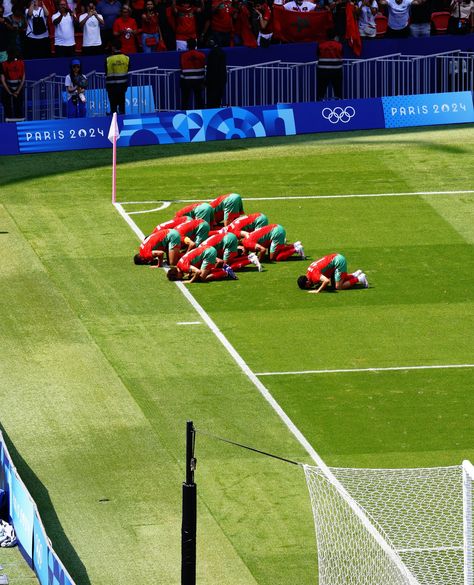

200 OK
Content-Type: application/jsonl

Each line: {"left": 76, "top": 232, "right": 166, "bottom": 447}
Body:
{"left": 108, "top": 113, "right": 120, "bottom": 204}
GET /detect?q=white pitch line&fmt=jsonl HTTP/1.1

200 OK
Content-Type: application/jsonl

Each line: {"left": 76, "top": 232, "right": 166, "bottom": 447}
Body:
{"left": 128, "top": 202, "right": 172, "bottom": 215}
{"left": 118, "top": 189, "right": 474, "bottom": 206}
{"left": 114, "top": 201, "right": 326, "bottom": 468}
{"left": 177, "top": 321, "right": 202, "bottom": 325}
{"left": 256, "top": 364, "right": 474, "bottom": 376}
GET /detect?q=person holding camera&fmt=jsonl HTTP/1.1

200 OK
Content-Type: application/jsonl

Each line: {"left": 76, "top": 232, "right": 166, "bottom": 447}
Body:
{"left": 113, "top": 4, "right": 139, "bottom": 53}
{"left": 79, "top": 1, "right": 104, "bottom": 55}
{"left": 24, "top": 0, "right": 50, "bottom": 59}
{"left": 65, "top": 58, "right": 87, "bottom": 117}
{"left": 52, "top": 0, "right": 77, "bottom": 57}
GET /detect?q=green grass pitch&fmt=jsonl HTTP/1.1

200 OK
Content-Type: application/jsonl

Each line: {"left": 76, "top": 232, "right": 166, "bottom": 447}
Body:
{"left": 0, "top": 125, "right": 473, "bottom": 585}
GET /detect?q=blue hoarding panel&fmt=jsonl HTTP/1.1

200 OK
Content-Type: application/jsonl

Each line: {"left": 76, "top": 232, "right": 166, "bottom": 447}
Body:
{"left": 0, "top": 124, "right": 19, "bottom": 155}
{"left": 11, "top": 470, "right": 35, "bottom": 563}
{"left": 33, "top": 512, "right": 49, "bottom": 585}
{"left": 382, "top": 92, "right": 474, "bottom": 128}
{"left": 293, "top": 99, "right": 385, "bottom": 133}
{"left": 16, "top": 118, "right": 111, "bottom": 153}
{"left": 48, "top": 548, "right": 75, "bottom": 585}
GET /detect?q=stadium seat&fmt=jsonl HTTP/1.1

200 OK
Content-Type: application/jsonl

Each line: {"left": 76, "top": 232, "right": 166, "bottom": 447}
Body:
{"left": 431, "top": 11, "right": 451, "bottom": 34}
{"left": 375, "top": 13, "right": 388, "bottom": 37}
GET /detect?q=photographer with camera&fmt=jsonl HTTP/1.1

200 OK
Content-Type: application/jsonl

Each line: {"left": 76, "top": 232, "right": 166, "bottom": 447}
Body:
{"left": 52, "top": 0, "right": 76, "bottom": 57}
{"left": 65, "top": 58, "right": 87, "bottom": 117}
{"left": 79, "top": 1, "right": 104, "bottom": 55}
{"left": 24, "top": 0, "right": 50, "bottom": 59}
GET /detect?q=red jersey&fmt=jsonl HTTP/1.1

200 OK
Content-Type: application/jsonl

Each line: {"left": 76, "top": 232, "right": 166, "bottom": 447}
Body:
{"left": 113, "top": 16, "right": 138, "bottom": 54}
{"left": 318, "top": 40, "right": 343, "bottom": 69}
{"left": 174, "top": 5, "right": 198, "bottom": 40}
{"left": 175, "top": 202, "right": 200, "bottom": 218}
{"left": 152, "top": 216, "right": 189, "bottom": 234}
{"left": 177, "top": 244, "right": 217, "bottom": 272}
{"left": 245, "top": 223, "right": 275, "bottom": 243}
{"left": 141, "top": 12, "right": 160, "bottom": 34}
{"left": 227, "top": 213, "right": 267, "bottom": 236}
{"left": 176, "top": 218, "right": 205, "bottom": 238}
{"left": 210, "top": 0, "right": 233, "bottom": 32}
{"left": 139, "top": 229, "right": 172, "bottom": 260}
{"left": 306, "top": 253, "right": 338, "bottom": 283}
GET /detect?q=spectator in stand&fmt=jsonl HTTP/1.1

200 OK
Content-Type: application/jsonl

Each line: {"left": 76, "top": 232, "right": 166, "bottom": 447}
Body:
{"left": 329, "top": 0, "right": 349, "bottom": 40}
{"left": 357, "top": 0, "right": 378, "bottom": 37}
{"left": 378, "top": 0, "right": 425, "bottom": 37}
{"left": 448, "top": 0, "right": 474, "bottom": 33}
{"left": 65, "top": 58, "right": 87, "bottom": 117}
{"left": 106, "top": 38, "right": 129, "bottom": 113}
{"left": 251, "top": 0, "right": 272, "bottom": 47}
{"left": 141, "top": 0, "right": 163, "bottom": 52}
{"left": 203, "top": 0, "right": 233, "bottom": 47}
{"left": 409, "top": 0, "right": 432, "bottom": 35}
{"left": 1, "top": 46, "right": 25, "bottom": 121}
{"left": 205, "top": 38, "right": 226, "bottom": 107}
{"left": 5, "top": 6, "right": 27, "bottom": 55}
{"left": 2, "top": 0, "right": 13, "bottom": 18}
{"left": 79, "top": 1, "right": 104, "bottom": 55}
{"left": 173, "top": 0, "right": 202, "bottom": 51}
{"left": 284, "top": 0, "right": 316, "bottom": 11}
{"left": 96, "top": 0, "right": 121, "bottom": 52}
{"left": 316, "top": 28, "right": 343, "bottom": 100}
{"left": 53, "top": 0, "right": 77, "bottom": 57}
{"left": 24, "top": 0, "right": 50, "bottom": 59}
{"left": 155, "top": 0, "right": 176, "bottom": 50}
{"left": 179, "top": 37, "right": 205, "bottom": 108}
{"left": 113, "top": 4, "right": 138, "bottom": 53}
{"left": 0, "top": 5, "right": 9, "bottom": 63}
{"left": 232, "top": 0, "right": 257, "bottom": 47}
{"left": 130, "top": 0, "right": 145, "bottom": 22}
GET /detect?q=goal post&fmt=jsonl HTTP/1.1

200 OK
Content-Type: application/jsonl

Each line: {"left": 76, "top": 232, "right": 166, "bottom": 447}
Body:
{"left": 304, "top": 462, "right": 474, "bottom": 585}
{"left": 463, "top": 460, "right": 474, "bottom": 585}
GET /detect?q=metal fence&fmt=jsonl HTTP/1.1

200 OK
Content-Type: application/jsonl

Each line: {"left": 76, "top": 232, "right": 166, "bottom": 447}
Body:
{"left": 4, "top": 50, "right": 474, "bottom": 122}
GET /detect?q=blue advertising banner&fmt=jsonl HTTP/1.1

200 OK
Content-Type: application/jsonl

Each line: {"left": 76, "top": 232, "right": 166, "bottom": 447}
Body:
{"left": 293, "top": 99, "right": 385, "bottom": 133}
{"left": 68, "top": 85, "right": 156, "bottom": 117}
{"left": 11, "top": 470, "right": 35, "bottom": 563}
{"left": 48, "top": 549, "right": 75, "bottom": 585}
{"left": 0, "top": 436, "right": 13, "bottom": 521}
{"left": 33, "top": 512, "right": 49, "bottom": 585}
{"left": 3, "top": 92, "right": 473, "bottom": 155}
{"left": 16, "top": 118, "right": 111, "bottom": 154}
{"left": 119, "top": 104, "right": 297, "bottom": 146}
{"left": 382, "top": 92, "right": 474, "bottom": 128}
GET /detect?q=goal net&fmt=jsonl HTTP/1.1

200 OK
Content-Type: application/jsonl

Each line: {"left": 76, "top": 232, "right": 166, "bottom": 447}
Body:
{"left": 304, "top": 461, "right": 474, "bottom": 585}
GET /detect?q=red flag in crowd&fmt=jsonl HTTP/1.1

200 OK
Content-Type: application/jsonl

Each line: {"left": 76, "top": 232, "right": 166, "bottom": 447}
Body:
{"left": 345, "top": 1, "right": 362, "bottom": 56}
{"left": 272, "top": 6, "right": 333, "bottom": 43}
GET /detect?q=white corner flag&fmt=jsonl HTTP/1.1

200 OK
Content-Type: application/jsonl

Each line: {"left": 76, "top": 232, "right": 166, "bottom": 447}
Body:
{"left": 108, "top": 112, "right": 120, "bottom": 204}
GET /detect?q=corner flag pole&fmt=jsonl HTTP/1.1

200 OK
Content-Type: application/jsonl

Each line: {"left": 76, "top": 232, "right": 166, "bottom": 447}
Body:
{"left": 181, "top": 420, "right": 197, "bottom": 585}
{"left": 108, "top": 112, "right": 120, "bottom": 204}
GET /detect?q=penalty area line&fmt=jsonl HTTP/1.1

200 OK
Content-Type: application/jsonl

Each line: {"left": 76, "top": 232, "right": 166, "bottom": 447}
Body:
{"left": 117, "top": 189, "right": 474, "bottom": 207}
{"left": 113, "top": 201, "right": 326, "bottom": 469}
{"left": 256, "top": 364, "right": 474, "bottom": 376}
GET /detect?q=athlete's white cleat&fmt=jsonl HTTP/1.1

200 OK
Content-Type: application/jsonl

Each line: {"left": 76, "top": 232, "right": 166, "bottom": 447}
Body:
{"left": 358, "top": 272, "right": 369, "bottom": 288}
{"left": 353, "top": 269, "right": 362, "bottom": 277}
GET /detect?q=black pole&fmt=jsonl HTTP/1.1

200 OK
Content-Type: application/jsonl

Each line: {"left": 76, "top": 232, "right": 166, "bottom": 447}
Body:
{"left": 181, "top": 420, "right": 197, "bottom": 585}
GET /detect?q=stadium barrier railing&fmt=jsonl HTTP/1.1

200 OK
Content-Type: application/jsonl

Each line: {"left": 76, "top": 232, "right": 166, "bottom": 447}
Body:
{"left": 0, "top": 431, "right": 76, "bottom": 585}
{"left": 10, "top": 51, "right": 474, "bottom": 122}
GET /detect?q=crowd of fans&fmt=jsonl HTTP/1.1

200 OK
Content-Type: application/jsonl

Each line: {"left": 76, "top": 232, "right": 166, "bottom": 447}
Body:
{"left": 1, "top": 0, "right": 473, "bottom": 62}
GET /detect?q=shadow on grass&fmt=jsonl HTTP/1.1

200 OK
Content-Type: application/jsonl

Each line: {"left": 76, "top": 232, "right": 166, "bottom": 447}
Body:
{"left": 0, "top": 123, "right": 469, "bottom": 188}
{"left": 0, "top": 424, "right": 91, "bottom": 585}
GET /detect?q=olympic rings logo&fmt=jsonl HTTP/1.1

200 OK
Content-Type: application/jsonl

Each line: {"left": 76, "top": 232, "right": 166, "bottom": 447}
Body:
{"left": 321, "top": 106, "right": 356, "bottom": 124}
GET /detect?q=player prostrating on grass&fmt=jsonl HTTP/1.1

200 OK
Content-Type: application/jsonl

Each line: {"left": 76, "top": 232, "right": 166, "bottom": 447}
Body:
{"left": 133, "top": 228, "right": 181, "bottom": 266}
{"left": 175, "top": 201, "right": 214, "bottom": 226}
{"left": 226, "top": 212, "right": 269, "bottom": 237}
{"left": 175, "top": 218, "right": 210, "bottom": 251}
{"left": 203, "top": 232, "right": 263, "bottom": 272}
{"left": 166, "top": 244, "right": 238, "bottom": 283}
{"left": 297, "top": 253, "right": 368, "bottom": 293}
{"left": 209, "top": 192, "right": 244, "bottom": 227}
{"left": 241, "top": 223, "right": 305, "bottom": 262}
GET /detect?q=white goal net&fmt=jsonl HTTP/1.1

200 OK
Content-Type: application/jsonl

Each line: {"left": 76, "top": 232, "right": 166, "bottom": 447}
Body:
{"left": 304, "top": 461, "right": 474, "bottom": 585}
